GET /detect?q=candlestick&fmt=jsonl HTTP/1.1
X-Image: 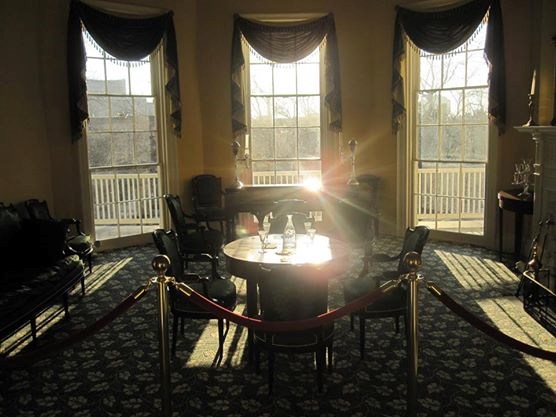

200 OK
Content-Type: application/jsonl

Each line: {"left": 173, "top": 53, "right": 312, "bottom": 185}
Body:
{"left": 231, "top": 140, "right": 244, "bottom": 189}
{"left": 530, "top": 69, "right": 536, "bottom": 95}
{"left": 347, "top": 139, "right": 359, "bottom": 186}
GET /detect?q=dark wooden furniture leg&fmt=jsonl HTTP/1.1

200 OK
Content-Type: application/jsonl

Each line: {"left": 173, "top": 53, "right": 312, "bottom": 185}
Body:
{"left": 515, "top": 212, "right": 524, "bottom": 262}
{"left": 498, "top": 206, "right": 503, "bottom": 261}
{"left": 246, "top": 279, "right": 258, "bottom": 364}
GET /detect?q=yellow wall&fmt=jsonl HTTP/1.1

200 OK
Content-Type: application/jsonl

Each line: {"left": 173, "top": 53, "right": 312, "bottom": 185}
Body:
{"left": 0, "top": 0, "right": 54, "bottom": 204}
{"left": 0, "top": 0, "right": 551, "bottom": 244}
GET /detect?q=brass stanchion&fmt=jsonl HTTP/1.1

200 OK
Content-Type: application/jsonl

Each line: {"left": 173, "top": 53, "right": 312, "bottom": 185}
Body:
{"left": 404, "top": 252, "right": 422, "bottom": 417}
{"left": 152, "top": 255, "right": 173, "bottom": 417}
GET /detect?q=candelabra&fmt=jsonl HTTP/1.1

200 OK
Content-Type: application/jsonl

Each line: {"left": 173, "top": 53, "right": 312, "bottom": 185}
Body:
{"left": 347, "top": 139, "right": 359, "bottom": 186}
{"left": 512, "top": 159, "right": 533, "bottom": 198}
{"left": 523, "top": 94, "right": 537, "bottom": 127}
{"left": 231, "top": 140, "right": 249, "bottom": 189}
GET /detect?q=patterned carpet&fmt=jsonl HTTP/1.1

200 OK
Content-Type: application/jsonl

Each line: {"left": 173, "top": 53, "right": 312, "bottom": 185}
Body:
{"left": 1, "top": 236, "right": 555, "bottom": 417}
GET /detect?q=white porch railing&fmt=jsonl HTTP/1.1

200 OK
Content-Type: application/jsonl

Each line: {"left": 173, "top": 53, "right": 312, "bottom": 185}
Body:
{"left": 415, "top": 166, "right": 485, "bottom": 219}
{"left": 252, "top": 170, "right": 321, "bottom": 186}
{"left": 91, "top": 172, "right": 161, "bottom": 225}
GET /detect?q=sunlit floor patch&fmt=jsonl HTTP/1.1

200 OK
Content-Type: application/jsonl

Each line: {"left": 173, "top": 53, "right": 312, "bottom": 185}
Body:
{"left": 435, "top": 249, "right": 555, "bottom": 394}
{"left": 476, "top": 296, "right": 556, "bottom": 393}
{"left": 180, "top": 275, "right": 248, "bottom": 368}
{"left": 435, "top": 250, "right": 518, "bottom": 290}
{"left": 0, "top": 257, "right": 132, "bottom": 356}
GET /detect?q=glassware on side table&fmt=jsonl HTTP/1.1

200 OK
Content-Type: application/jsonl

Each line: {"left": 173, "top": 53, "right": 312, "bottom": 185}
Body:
{"left": 304, "top": 219, "right": 317, "bottom": 244}
{"left": 258, "top": 216, "right": 272, "bottom": 253}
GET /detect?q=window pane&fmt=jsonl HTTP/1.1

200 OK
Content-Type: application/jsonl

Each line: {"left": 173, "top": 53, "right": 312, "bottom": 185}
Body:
{"left": 134, "top": 97, "right": 157, "bottom": 131}
{"left": 418, "top": 92, "right": 439, "bottom": 125}
{"left": 274, "top": 65, "right": 296, "bottom": 95}
{"left": 275, "top": 128, "right": 297, "bottom": 159}
{"left": 86, "top": 58, "right": 105, "bottom": 94}
{"left": 252, "top": 160, "right": 274, "bottom": 172}
{"left": 276, "top": 160, "right": 297, "bottom": 173}
{"left": 130, "top": 62, "right": 152, "bottom": 95}
{"left": 298, "top": 128, "right": 320, "bottom": 158}
{"left": 419, "top": 55, "right": 442, "bottom": 90}
{"left": 110, "top": 97, "right": 133, "bottom": 132}
{"left": 467, "top": 51, "right": 488, "bottom": 87}
{"left": 248, "top": 46, "right": 321, "bottom": 186}
{"left": 88, "top": 133, "right": 111, "bottom": 167}
{"left": 299, "top": 160, "right": 321, "bottom": 182}
{"left": 135, "top": 132, "right": 158, "bottom": 164}
{"left": 112, "top": 133, "right": 134, "bottom": 165}
{"left": 440, "top": 90, "right": 463, "bottom": 124}
{"left": 106, "top": 61, "right": 130, "bottom": 95}
{"left": 250, "top": 64, "right": 273, "bottom": 95}
{"left": 418, "top": 126, "right": 438, "bottom": 160}
{"left": 274, "top": 97, "right": 296, "bottom": 127}
{"left": 464, "top": 89, "right": 488, "bottom": 124}
{"left": 464, "top": 125, "right": 488, "bottom": 162}
{"left": 251, "top": 97, "right": 273, "bottom": 127}
{"left": 251, "top": 128, "right": 274, "bottom": 159}
{"left": 297, "top": 63, "right": 319, "bottom": 94}
{"left": 443, "top": 53, "right": 466, "bottom": 88}
{"left": 440, "top": 126, "right": 462, "bottom": 160}
{"left": 298, "top": 96, "right": 320, "bottom": 127}
{"left": 88, "top": 96, "right": 109, "bottom": 132}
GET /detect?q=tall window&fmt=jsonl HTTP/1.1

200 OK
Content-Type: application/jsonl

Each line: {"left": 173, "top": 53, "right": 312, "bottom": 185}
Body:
{"left": 413, "top": 24, "right": 489, "bottom": 235}
{"left": 248, "top": 47, "right": 322, "bottom": 186}
{"left": 84, "top": 34, "right": 162, "bottom": 241}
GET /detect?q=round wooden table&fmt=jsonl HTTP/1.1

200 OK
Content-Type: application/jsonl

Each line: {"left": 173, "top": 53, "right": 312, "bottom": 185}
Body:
{"left": 223, "top": 234, "right": 350, "bottom": 361}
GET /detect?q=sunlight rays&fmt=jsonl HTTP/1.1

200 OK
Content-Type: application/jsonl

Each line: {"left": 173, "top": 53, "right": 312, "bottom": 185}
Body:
{"left": 435, "top": 249, "right": 556, "bottom": 393}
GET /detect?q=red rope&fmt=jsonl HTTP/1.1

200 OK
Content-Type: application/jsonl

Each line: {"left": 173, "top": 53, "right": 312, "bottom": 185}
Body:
{"left": 176, "top": 279, "right": 398, "bottom": 333}
{"left": 427, "top": 281, "right": 556, "bottom": 362}
{"left": 0, "top": 284, "right": 149, "bottom": 370}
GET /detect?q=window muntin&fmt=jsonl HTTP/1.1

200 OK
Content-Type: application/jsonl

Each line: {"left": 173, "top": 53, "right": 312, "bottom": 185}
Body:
{"left": 248, "top": 48, "right": 322, "bottom": 186}
{"left": 84, "top": 34, "right": 162, "bottom": 240}
{"left": 414, "top": 24, "right": 488, "bottom": 235}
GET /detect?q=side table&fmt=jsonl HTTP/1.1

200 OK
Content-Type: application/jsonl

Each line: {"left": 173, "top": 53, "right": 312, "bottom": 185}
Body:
{"left": 497, "top": 189, "right": 534, "bottom": 262}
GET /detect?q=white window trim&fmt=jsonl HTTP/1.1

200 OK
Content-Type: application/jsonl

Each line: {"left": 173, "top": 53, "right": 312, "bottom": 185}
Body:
{"left": 399, "top": 42, "right": 498, "bottom": 246}
{"left": 78, "top": 27, "right": 176, "bottom": 251}
{"left": 244, "top": 40, "right": 332, "bottom": 187}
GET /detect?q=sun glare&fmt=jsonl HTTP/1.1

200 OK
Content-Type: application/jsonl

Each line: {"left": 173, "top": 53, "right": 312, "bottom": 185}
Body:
{"left": 303, "top": 177, "right": 322, "bottom": 192}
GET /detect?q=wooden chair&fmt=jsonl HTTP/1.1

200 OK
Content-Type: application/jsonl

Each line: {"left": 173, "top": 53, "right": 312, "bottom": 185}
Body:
{"left": 152, "top": 229, "right": 236, "bottom": 356}
{"left": 164, "top": 194, "right": 223, "bottom": 278}
{"left": 191, "top": 174, "right": 227, "bottom": 233}
{"left": 253, "top": 264, "right": 333, "bottom": 394}
{"left": 343, "top": 226, "right": 430, "bottom": 358}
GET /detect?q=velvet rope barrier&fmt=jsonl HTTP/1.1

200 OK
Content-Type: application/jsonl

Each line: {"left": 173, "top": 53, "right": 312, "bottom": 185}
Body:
{"left": 0, "top": 284, "right": 150, "bottom": 370}
{"left": 175, "top": 278, "right": 400, "bottom": 333}
{"left": 427, "top": 281, "right": 556, "bottom": 362}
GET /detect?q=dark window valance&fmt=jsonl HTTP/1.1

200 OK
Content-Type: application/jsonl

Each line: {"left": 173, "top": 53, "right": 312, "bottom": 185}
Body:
{"left": 67, "top": 0, "right": 181, "bottom": 142}
{"left": 231, "top": 13, "right": 342, "bottom": 138}
{"left": 392, "top": 0, "right": 506, "bottom": 135}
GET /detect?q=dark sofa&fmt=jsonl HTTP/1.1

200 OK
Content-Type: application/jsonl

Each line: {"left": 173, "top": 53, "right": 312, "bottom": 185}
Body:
{"left": 0, "top": 203, "right": 85, "bottom": 345}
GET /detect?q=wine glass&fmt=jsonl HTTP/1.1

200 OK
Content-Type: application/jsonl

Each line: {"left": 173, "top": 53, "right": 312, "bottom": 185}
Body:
{"left": 258, "top": 216, "right": 271, "bottom": 252}
{"left": 258, "top": 228, "right": 267, "bottom": 253}
{"left": 305, "top": 219, "right": 317, "bottom": 244}
{"left": 263, "top": 216, "right": 271, "bottom": 245}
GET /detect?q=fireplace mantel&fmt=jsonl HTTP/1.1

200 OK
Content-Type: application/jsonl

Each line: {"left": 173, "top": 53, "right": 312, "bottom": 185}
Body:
{"left": 515, "top": 126, "right": 556, "bottom": 286}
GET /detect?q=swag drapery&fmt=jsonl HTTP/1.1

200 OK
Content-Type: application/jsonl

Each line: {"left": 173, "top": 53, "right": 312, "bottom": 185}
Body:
{"left": 67, "top": 0, "right": 180, "bottom": 142}
{"left": 392, "top": 0, "right": 506, "bottom": 134}
{"left": 231, "top": 13, "right": 342, "bottom": 138}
